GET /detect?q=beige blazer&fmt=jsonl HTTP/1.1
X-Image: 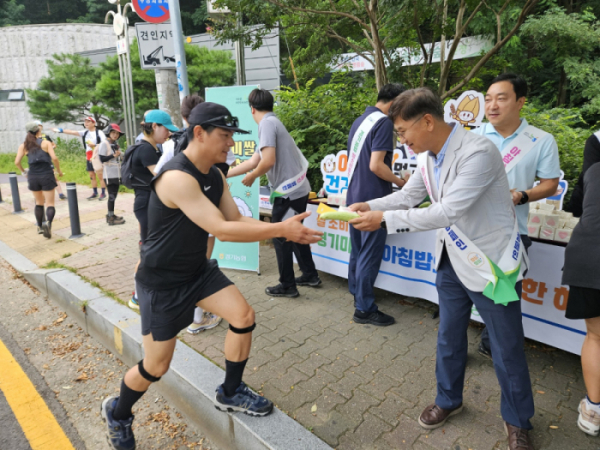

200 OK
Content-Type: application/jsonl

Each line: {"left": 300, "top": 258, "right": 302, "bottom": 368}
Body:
{"left": 366, "top": 125, "right": 527, "bottom": 292}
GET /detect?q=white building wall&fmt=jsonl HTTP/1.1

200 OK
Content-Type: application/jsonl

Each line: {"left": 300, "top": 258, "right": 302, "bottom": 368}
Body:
{"left": 0, "top": 24, "right": 117, "bottom": 153}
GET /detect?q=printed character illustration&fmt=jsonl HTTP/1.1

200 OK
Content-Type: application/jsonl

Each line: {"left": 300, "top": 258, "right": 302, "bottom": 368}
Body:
{"left": 232, "top": 197, "right": 253, "bottom": 217}
{"left": 322, "top": 154, "right": 336, "bottom": 174}
{"left": 449, "top": 94, "right": 481, "bottom": 127}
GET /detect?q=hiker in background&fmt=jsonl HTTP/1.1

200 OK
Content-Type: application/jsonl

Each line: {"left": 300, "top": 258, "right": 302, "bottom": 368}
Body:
{"left": 37, "top": 121, "right": 66, "bottom": 200}
{"left": 98, "top": 123, "right": 126, "bottom": 226}
{"left": 15, "top": 122, "right": 63, "bottom": 239}
{"left": 53, "top": 116, "right": 107, "bottom": 200}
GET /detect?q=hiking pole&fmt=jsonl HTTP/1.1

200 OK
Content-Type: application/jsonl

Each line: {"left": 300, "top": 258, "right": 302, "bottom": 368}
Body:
{"left": 9, "top": 172, "right": 23, "bottom": 213}
{"left": 66, "top": 183, "right": 85, "bottom": 239}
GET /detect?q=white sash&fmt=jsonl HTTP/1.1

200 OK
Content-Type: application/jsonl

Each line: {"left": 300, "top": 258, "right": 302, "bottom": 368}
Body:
{"left": 269, "top": 148, "right": 309, "bottom": 203}
{"left": 501, "top": 125, "right": 549, "bottom": 174}
{"left": 417, "top": 153, "right": 526, "bottom": 296}
{"left": 347, "top": 111, "right": 386, "bottom": 187}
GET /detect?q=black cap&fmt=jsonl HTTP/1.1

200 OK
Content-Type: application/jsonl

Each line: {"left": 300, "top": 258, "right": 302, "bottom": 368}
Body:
{"left": 188, "top": 102, "right": 250, "bottom": 134}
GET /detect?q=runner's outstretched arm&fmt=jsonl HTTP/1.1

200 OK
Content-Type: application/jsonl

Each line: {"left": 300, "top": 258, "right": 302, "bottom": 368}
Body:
{"left": 155, "top": 170, "right": 323, "bottom": 245}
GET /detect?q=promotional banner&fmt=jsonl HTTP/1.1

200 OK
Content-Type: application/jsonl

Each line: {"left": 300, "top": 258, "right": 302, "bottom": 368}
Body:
{"left": 320, "top": 146, "right": 418, "bottom": 196}
{"left": 206, "top": 85, "right": 260, "bottom": 272}
{"left": 305, "top": 204, "right": 585, "bottom": 355}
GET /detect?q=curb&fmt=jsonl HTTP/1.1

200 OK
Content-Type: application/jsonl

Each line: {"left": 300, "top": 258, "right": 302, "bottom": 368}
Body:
{"left": 0, "top": 240, "right": 331, "bottom": 450}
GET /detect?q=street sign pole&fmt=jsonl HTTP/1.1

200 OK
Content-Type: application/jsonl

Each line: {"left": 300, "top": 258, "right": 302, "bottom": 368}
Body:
{"left": 122, "top": 5, "right": 137, "bottom": 144}
{"left": 167, "top": 0, "right": 190, "bottom": 102}
{"left": 106, "top": 1, "right": 137, "bottom": 147}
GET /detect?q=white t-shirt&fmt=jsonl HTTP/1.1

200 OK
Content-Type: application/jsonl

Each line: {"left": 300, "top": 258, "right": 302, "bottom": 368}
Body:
{"left": 78, "top": 129, "right": 106, "bottom": 161}
{"left": 155, "top": 139, "right": 175, "bottom": 173}
{"left": 155, "top": 139, "right": 235, "bottom": 173}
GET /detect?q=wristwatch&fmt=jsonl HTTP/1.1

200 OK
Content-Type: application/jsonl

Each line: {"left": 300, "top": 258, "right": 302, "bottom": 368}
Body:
{"left": 380, "top": 214, "right": 387, "bottom": 230}
{"left": 518, "top": 191, "right": 529, "bottom": 205}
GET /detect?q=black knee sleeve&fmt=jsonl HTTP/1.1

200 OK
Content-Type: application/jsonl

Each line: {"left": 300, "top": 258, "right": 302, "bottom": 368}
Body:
{"left": 229, "top": 323, "right": 256, "bottom": 334}
{"left": 138, "top": 359, "right": 162, "bottom": 382}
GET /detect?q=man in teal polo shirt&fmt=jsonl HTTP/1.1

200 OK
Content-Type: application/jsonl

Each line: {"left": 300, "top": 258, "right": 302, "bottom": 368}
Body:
{"left": 473, "top": 73, "right": 561, "bottom": 358}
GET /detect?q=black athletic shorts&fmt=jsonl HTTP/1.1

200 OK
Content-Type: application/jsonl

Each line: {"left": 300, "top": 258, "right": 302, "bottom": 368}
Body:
{"left": 28, "top": 172, "right": 57, "bottom": 191}
{"left": 86, "top": 160, "right": 95, "bottom": 172}
{"left": 565, "top": 286, "right": 600, "bottom": 320}
{"left": 138, "top": 259, "right": 233, "bottom": 341}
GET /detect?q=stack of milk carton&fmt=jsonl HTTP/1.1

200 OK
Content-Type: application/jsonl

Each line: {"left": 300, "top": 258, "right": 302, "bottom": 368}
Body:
{"left": 527, "top": 202, "right": 579, "bottom": 243}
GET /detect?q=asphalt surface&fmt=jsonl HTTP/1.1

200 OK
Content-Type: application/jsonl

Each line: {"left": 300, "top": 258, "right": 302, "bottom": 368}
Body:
{"left": 0, "top": 173, "right": 27, "bottom": 183}
{"left": 0, "top": 258, "right": 216, "bottom": 450}
{"left": 0, "top": 308, "right": 85, "bottom": 449}
{"left": 0, "top": 389, "right": 32, "bottom": 449}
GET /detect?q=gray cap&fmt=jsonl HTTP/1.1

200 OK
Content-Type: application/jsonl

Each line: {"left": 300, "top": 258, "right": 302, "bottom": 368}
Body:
{"left": 25, "top": 121, "right": 40, "bottom": 133}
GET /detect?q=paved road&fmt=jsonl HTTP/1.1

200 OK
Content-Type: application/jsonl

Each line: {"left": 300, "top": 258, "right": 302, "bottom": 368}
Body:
{"left": 0, "top": 319, "right": 84, "bottom": 450}
{"left": 0, "top": 173, "right": 27, "bottom": 183}
{"left": 0, "top": 259, "right": 216, "bottom": 450}
{"left": 0, "top": 179, "right": 598, "bottom": 449}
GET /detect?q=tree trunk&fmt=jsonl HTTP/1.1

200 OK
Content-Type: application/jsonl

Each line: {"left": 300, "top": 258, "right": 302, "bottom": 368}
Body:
{"left": 368, "top": 1, "right": 388, "bottom": 90}
{"left": 557, "top": 67, "right": 568, "bottom": 106}
{"left": 440, "top": 0, "right": 448, "bottom": 78}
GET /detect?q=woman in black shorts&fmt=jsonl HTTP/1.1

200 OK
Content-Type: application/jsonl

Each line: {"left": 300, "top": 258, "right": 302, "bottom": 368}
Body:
{"left": 130, "top": 110, "right": 178, "bottom": 243}
{"left": 15, "top": 122, "right": 63, "bottom": 238}
{"left": 563, "top": 160, "right": 600, "bottom": 436}
{"left": 128, "top": 110, "right": 178, "bottom": 310}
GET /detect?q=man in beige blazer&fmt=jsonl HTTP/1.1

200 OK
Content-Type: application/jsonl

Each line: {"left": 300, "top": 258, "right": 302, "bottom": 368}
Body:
{"left": 349, "top": 88, "right": 535, "bottom": 450}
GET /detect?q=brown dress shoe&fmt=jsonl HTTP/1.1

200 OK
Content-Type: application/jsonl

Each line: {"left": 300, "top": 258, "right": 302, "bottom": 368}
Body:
{"left": 505, "top": 422, "right": 534, "bottom": 450}
{"left": 418, "top": 403, "right": 463, "bottom": 430}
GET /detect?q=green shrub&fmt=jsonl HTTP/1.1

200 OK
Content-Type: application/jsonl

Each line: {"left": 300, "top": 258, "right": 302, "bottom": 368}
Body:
{"left": 276, "top": 76, "right": 591, "bottom": 205}
{"left": 275, "top": 73, "right": 377, "bottom": 189}
{"left": 520, "top": 105, "right": 590, "bottom": 204}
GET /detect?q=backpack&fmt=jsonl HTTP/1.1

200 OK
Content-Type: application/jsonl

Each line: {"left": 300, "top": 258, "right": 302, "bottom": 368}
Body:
{"left": 121, "top": 143, "right": 150, "bottom": 189}
{"left": 82, "top": 129, "right": 101, "bottom": 149}
{"left": 171, "top": 129, "right": 188, "bottom": 155}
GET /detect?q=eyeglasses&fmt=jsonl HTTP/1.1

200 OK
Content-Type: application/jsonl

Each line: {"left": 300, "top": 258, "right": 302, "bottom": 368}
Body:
{"left": 201, "top": 115, "right": 239, "bottom": 128}
{"left": 396, "top": 115, "right": 424, "bottom": 140}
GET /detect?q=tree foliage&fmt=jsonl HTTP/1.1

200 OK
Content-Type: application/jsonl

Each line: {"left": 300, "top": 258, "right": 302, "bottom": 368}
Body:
{"left": 0, "top": 0, "right": 29, "bottom": 26}
{"left": 515, "top": 6, "right": 600, "bottom": 118}
{"left": 96, "top": 41, "right": 159, "bottom": 124}
{"left": 275, "top": 73, "right": 377, "bottom": 188}
{"left": 26, "top": 42, "right": 236, "bottom": 129}
{"left": 211, "top": 0, "right": 538, "bottom": 96}
{"left": 520, "top": 104, "right": 590, "bottom": 203}
{"left": 96, "top": 41, "right": 236, "bottom": 123}
{"left": 26, "top": 54, "right": 110, "bottom": 128}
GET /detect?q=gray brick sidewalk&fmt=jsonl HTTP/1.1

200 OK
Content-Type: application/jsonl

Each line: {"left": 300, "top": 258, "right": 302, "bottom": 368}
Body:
{"left": 0, "top": 180, "right": 597, "bottom": 449}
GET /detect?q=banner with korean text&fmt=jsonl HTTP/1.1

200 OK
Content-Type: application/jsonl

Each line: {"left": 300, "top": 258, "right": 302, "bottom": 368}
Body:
{"left": 305, "top": 204, "right": 585, "bottom": 355}
{"left": 206, "top": 86, "right": 260, "bottom": 272}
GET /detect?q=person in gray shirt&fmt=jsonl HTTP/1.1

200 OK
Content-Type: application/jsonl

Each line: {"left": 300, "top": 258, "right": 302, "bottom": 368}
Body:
{"left": 228, "top": 89, "right": 321, "bottom": 297}
{"left": 98, "top": 124, "right": 126, "bottom": 225}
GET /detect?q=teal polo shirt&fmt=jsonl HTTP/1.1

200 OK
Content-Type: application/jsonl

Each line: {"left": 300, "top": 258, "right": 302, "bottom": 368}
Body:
{"left": 473, "top": 119, "right": 561, "bottom": 235}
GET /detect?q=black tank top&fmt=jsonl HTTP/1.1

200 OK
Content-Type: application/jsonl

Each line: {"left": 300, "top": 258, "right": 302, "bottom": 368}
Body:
{"left": 27, "top": 139, "right": 53, "bottom": 175}
{"left": 136, "top": 152, "right": 224, "bottom": 289}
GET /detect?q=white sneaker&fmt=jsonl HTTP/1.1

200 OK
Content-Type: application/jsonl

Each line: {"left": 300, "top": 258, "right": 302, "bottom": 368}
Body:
{"left": 578, "top": 398, "right": 600, "bottom": 436}
{"left": 187, "top": 313, "right": 222, "bottom": 334}
{"left": 128, "top": 295, "right": 139, "bottom": 311}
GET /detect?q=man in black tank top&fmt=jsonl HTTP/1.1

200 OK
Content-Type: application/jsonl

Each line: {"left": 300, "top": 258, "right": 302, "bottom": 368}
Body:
{"left": 101, "top": 102, "right": 323, "bottom": 450}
